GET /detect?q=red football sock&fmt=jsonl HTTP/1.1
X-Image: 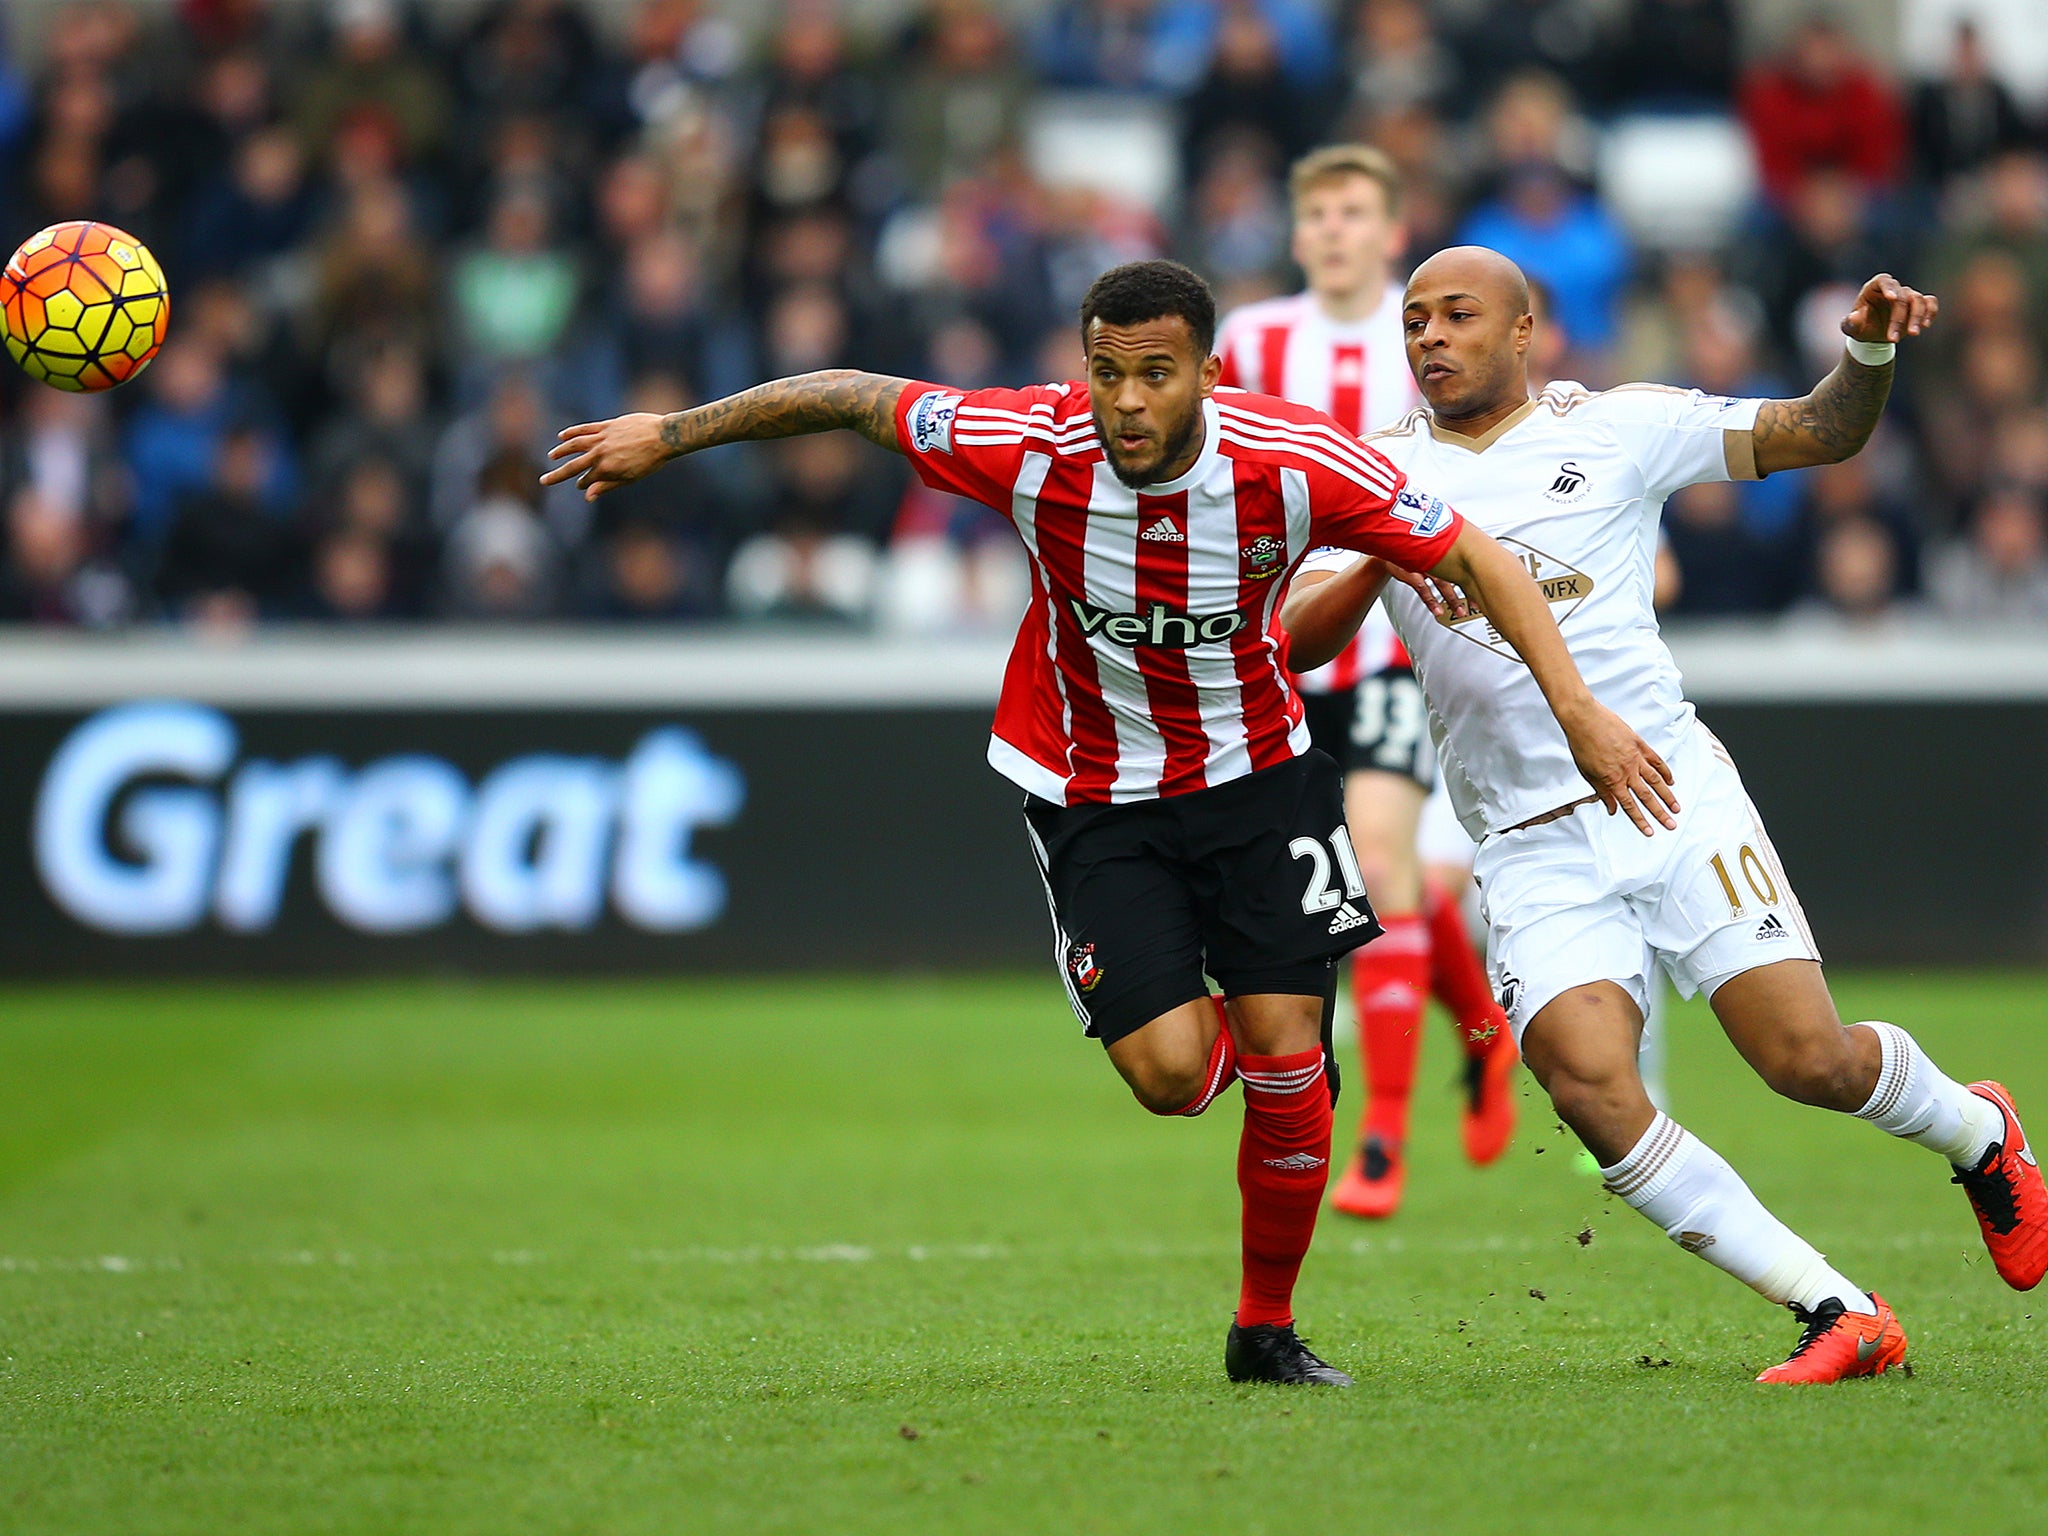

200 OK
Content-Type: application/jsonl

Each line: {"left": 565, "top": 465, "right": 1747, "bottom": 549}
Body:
{"left": 1355, "top": 915, "right": 1429, "bottom": 1146}
{"left": 1425, "top": 878, "right": 1509, "bottom": 1061}
{"left": 1235, "top": 1048, "right": 1332, "bottom": 1327}
{"left": 1164, "top": 999, "right": 1237, "bottom": 1117}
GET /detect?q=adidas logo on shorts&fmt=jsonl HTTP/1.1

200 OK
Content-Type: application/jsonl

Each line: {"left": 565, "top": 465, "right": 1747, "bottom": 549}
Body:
{"left": 1329, "top": 902, "right": 1374, "bottom": 935}
{"left": 1139, "top": 516, "right": 1185, "bottom": 543}
{"left": 1755, "top": 913, "right": 1791, "bottom": 942}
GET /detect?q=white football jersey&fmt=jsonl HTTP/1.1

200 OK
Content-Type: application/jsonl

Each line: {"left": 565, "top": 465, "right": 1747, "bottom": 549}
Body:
{"left": 1216, "top": 287, "right": 1420, "bottom": 691}
{"left": 1301, "top": 381, "right": 1763, "bottom": 837}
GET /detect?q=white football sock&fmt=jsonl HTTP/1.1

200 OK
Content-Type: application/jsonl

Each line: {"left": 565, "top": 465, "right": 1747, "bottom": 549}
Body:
{"left": 1852, "top": 1021, "right": 2000, "bottom": 1169}
{"left": 1601, "top": 1112, "right": 1874, "bottom": 1315}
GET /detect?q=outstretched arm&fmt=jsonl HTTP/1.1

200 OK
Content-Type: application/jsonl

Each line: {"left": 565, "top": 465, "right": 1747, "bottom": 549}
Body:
{"left": 1751, "top": 273, "right": 1937, "bottom": 476}
{"left": 1280, "top": 561, "right": 1392, "bottom": 672}
{"left": 541, "top": 370, "right": 912, "bottom": 499}
{"left": 1429, "top": 524, "right": 1679, "bottom": 835}
{"left": 1280, "top": 559, "right": 1465, "bottom": 671}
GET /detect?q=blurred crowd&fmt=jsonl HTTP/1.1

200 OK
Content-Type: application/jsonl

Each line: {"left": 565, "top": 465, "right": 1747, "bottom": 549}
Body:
{"left": 0, "top": 0, "right": 2046, "bottom": 632}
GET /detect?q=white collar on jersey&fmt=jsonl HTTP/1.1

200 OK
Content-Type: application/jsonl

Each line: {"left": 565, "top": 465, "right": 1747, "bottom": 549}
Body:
{"left": 1134, "top": 397, "right": 1223, "bottom": 494}
{"left": 1425, "top": 396, "right": 1538, "bottom": 454}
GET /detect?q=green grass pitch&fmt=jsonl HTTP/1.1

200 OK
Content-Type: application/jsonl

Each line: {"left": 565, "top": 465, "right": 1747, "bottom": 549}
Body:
{"left": 3, "top": 970, "right": 2045, "bottom": 1534}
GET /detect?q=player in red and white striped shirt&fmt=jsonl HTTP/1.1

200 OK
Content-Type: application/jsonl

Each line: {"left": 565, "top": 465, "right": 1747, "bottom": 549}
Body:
{"left": 916, "top": 369, "right": 1437, "bottom": 805}
{"left": 545, "top": 259, "right": 1672, "bottom": 1387}
{"left": 1219, "top": 145, "right": 1521, "bottom": 1219}
{"left": 1216, "top": 145, "right": 1420, "bottom": 699}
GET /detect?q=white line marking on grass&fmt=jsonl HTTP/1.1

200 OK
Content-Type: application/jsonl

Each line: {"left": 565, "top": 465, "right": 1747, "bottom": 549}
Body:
{"left": 0, "top": 1230, "right": 1969, "bottom": 1277}
{"left": 796, "top": 1244, "right": 873, "bottom": 1263}
{"left": 0, "top": 1254, "right": 183, "bottom": 1274}
{"left": 629, "top": 1244, "right": 1005, "bottom": 1265}
{"left": 1334, "top": 1229, "right": 1976, "bottom": 1259}
{"left": 1342, "top": 1234, "right": 1542, "bottom": 1257}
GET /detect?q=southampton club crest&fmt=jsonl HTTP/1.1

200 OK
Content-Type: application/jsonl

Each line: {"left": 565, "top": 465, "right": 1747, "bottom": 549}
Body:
{"left": 1240, "top": 535, "right": 1287, "bottom": 581}
{"left": 1067, "top": 941, "right": 1104, "bottom": 994}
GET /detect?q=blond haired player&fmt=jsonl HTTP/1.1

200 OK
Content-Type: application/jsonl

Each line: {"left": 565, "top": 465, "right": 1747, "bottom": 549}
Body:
{"left": 1285, "top": 245, "right": 2048, "bottom": 1382}
{"left": 1217, "top": 147, "right": 1518, "bottom": 1220}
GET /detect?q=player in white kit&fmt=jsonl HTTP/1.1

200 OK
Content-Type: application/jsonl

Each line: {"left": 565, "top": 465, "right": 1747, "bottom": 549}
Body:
{"left": 1421, "top": 273, "right": 1676, "bottom": 1133}
{"left": 1285, "top": 246, "right": 2048, "bottom": 1382}
{"left": 1217, "top": 147, "right": 1518, "bottom": 1220}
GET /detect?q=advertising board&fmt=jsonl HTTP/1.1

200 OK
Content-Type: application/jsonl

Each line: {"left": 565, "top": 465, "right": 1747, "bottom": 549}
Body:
{"left": 0, "top": 700, "right": 1047, "bottom": 974}
{"left": 1, "top": 631, "right": 2042, "bottom": 973}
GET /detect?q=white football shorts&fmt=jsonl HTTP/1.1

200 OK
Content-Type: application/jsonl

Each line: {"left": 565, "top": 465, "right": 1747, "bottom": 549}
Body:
{"left": 1472, "top": 721, "right": 1820, "bottom": 1043}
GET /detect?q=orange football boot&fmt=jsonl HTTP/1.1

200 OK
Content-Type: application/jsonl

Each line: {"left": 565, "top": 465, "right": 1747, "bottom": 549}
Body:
{"left": 1755, "top": 1292, "right": 1907, "bottom": 1384}
{"left": 1953, "top": 1081, "right": 2048, "bottom": 1291}
{"left": 1330, "top": 1135, "right": 1403, "bottom": 1218}
{"left": 1462, "top": 1024, "right": 1518, "bottom": 1165}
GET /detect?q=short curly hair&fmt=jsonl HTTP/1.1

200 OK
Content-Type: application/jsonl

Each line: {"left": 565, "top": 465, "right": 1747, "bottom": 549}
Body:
{"left": 1078, "top": 260, "right": 1217, "bottom": 358}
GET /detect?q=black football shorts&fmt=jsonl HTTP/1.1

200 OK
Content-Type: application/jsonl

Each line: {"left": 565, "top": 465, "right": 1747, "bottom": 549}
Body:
{"left": 1297, "top": 688, "right": 1357, "bottom": 767}
{"left": 1348, "top": 664, "right": 1437, "bottom": 787}
{"left": 1023, "top": 750, "right": 1381, "bottom": 1046}
{"left": 1301, "top": 666, "right": 1437, "bottom": 788}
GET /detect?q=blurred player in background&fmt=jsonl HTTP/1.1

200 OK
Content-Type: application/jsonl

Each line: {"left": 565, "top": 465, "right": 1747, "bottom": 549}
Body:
{"left": 545, "top": 259, "right": 1676, "bottom": 1386}
{"left": 1216, "top": 147, "right": 1517, "bottom": 1220}
{"left": 1286, "top": 247, "right": 2048, "bottom": 1383}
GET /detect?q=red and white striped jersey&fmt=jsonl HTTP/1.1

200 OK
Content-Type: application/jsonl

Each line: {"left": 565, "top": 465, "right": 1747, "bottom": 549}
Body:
{"left": 894, "top": 381, "right": 1463, "bottom": 806}
{"left": 1215, "top": 286, "right": 1421, "bottom": 691}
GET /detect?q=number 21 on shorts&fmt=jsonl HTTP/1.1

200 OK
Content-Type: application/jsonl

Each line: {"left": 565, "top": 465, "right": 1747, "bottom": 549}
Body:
{"left": 1291, "top": 831, "right": 1366, "bottom": 914}
{"left": 1709, "top": 844, "right": 1779, "bottom": 918}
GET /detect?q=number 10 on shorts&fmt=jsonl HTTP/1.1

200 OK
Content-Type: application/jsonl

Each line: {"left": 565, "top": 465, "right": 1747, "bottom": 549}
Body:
{"left": 1709, "top": 844, "right": 1779, "bottom": 917}
{"left": 1291, "top": 832, "right": 1367, "bottom": 914}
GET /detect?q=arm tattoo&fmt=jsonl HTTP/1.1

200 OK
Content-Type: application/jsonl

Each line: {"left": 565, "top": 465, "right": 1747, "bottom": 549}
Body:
{"left": 1752, "top": 356, "right": 1893, "bottom": 475}
{"left": 658, "top": 369, "right": 911, "bottom": 458}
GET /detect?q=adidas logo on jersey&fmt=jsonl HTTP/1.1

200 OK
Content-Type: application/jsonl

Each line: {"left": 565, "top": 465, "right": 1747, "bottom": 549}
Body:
{"left": 1139, "top": 516, "right": 1185, "bottom": 543}
{"left": 1262, "top": 1152, "right": 1328, "bottom": 1171}
{"left": 1328, "top": 902, "right": 1374, "bottom": 935}
{"left": 1756, "top": 913, "right": 1791, "bottom": 942}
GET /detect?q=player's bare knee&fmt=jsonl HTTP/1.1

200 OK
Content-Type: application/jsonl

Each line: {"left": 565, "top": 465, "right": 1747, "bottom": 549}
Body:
{"left": 1541, "top": 1061, "right": 1644, "bottom": 1143}
{"left": 1760, "top": 1030, "right": 1869, "bottom": 1111}
{"left": 1349, "top": 843, "right": 1402, "bottom": 897}
{"left": 1127, "top": 1057, "right": 1209, "bottom": 1115}
{"left": 1130, "top": 1064, "right": 1204, "bottom": 1114}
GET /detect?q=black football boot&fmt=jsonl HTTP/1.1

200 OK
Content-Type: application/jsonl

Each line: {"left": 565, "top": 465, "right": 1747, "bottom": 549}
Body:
{"left": 1225, "top": 1322, "right": 1354, "bottom": 1385}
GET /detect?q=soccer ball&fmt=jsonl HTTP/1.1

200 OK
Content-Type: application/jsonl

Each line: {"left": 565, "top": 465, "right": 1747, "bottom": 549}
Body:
{"left": 0, "top": 221, "right": 169, "bottom": 392}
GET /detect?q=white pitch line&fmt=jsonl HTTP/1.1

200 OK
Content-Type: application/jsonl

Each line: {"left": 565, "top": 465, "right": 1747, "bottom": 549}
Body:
{"left": 0, "top": 1229, "right": 1977, "bottom": 1275}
